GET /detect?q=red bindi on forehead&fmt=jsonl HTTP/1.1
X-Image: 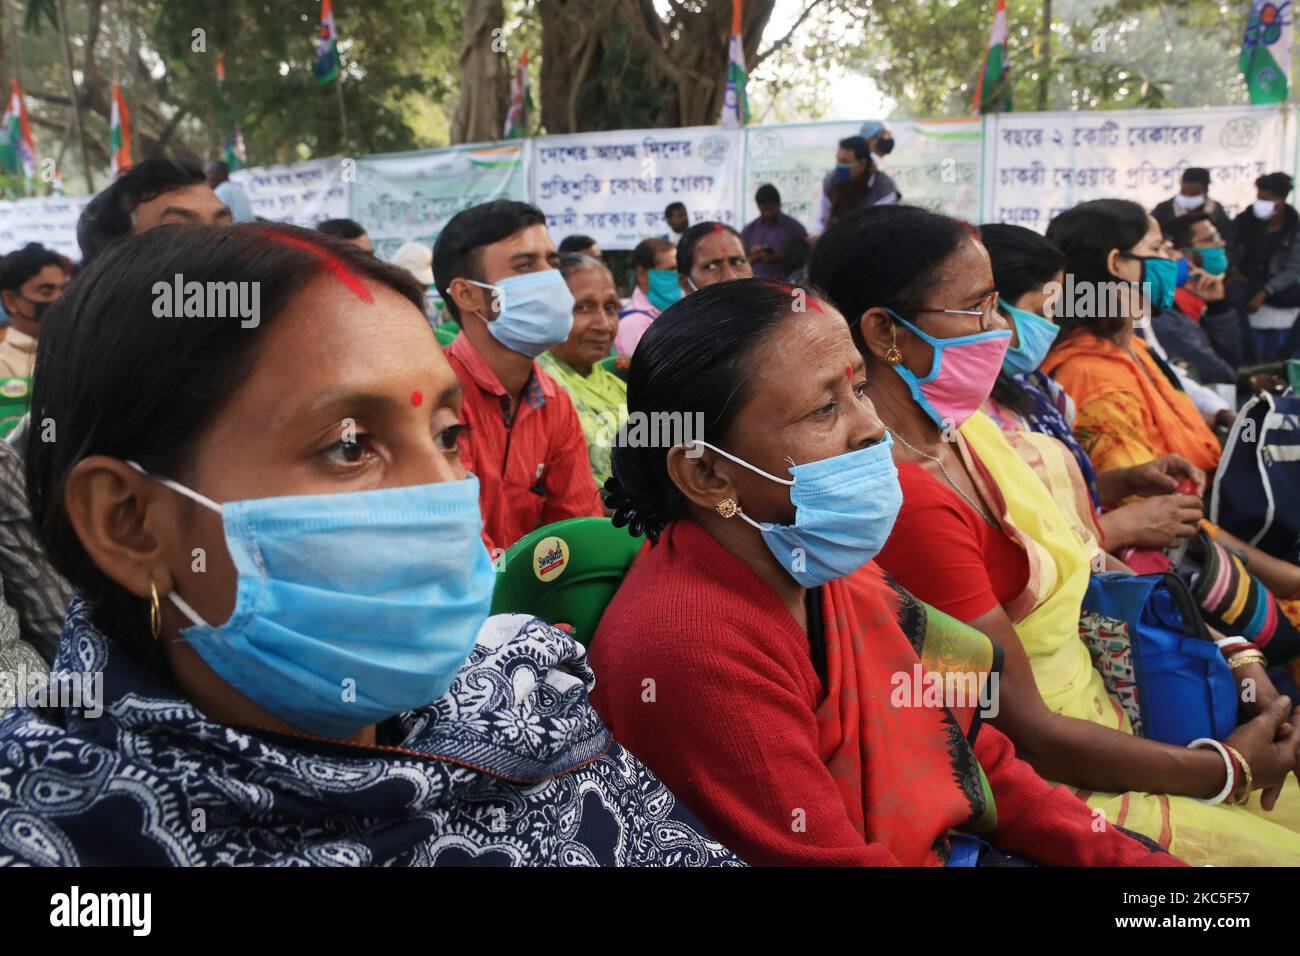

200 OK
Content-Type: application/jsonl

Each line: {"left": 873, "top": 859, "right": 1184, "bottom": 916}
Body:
{"left": 411, "top": 389, "right": 424, "bottom": 407}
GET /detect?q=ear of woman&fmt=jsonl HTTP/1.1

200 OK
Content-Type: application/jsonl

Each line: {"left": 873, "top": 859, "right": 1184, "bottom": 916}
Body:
{"left": 664, "top": 444, "right": 738, "bottom": 514}
{"left": 858, "top": 307, "right": 899, "bottom": 361}
{"left": 63, "top": 455, "right": 190, "bottom": 604}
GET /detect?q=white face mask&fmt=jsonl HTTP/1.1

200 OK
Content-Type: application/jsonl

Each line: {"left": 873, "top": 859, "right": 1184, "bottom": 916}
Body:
{"left": 1174, "top": 193, "right": 1205, "bottom": 210}
{"left": 1253, "top": 199, "right": 1278, "bottom": 220}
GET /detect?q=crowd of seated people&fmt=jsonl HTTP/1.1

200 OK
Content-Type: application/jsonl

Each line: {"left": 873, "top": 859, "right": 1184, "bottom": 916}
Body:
{"left": 2, "top": 159, "right": 1300, "bottom": 868}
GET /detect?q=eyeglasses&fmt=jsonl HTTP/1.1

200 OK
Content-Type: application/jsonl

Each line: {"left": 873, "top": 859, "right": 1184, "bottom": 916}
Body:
{"left": 904, "top": 291, "right": 1000, "bottom": 331}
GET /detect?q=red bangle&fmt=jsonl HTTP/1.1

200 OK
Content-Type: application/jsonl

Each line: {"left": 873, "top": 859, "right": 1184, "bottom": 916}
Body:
{"left": 1221, "top": 641, "right": 1261, "bottom": 660}
{"left": 1227, "top": 751, "right": 1247, "bottom": 803}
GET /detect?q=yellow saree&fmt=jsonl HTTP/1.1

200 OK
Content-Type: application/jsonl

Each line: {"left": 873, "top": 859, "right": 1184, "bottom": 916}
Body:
{"left": 959, "top": 410, "right": 1300, "bottom": 865}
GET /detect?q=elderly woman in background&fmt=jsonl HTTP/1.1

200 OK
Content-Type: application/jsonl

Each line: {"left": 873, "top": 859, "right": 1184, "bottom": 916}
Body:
{"left": 537, "top": 253, "right": 628, "bottom": 486}
{"left": 676, "top": 221, "right": 752, "bottom": 295}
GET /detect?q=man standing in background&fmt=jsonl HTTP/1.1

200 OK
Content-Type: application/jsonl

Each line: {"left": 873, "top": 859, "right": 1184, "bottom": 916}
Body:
{"left": 741, "top": 184, "right": 808, "bottom": 281}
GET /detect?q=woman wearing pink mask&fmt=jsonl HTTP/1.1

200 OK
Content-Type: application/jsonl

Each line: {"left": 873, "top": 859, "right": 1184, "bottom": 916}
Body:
{"left": 810, "top": 204, "right": 1300, "bottom": 866}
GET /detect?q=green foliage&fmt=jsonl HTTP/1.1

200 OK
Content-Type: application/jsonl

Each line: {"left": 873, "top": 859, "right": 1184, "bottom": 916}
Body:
{"left": 761, "top": 0, "right": 1253, "bottom": 117}
{"left": 149, "top": 0, "right": 462, "bottom": 163}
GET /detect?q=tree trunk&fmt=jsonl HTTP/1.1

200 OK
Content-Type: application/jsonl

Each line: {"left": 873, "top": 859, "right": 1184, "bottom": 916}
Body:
{"left": 450, "top": 0, "right": 507, "bottom": 144}
{"left": 54, "top": 0, "right": 95, "bottom": 192}
{"left": 538, "top": 0, "right": 775, "bottom": 133}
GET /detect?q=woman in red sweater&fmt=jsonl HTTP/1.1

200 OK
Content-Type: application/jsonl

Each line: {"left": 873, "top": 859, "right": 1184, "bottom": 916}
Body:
{"left": 590, "top": 278, "right": 1177, "bottom": 867}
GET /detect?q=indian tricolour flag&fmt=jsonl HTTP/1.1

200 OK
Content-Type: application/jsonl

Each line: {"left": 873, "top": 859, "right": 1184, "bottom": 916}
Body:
{"left": 1241, "top": 0, "right": 1293, "bottom": 104}
{"left": 972, "top": 0, "right": 1012, "bottom": 114}
{"left": 503, "top": 51, "right": 530, "bottom": 139}
{"left": 719, "top": 0, "right": 750, "bottom": 127}
{"left": 0, "top": 78, "right": 37, "bottom": 194}
{"left": 110, "top": 84, "right": 132, "bottom": 177}
{"left": 313, "top": 0, "right": 340, "bottom": 86}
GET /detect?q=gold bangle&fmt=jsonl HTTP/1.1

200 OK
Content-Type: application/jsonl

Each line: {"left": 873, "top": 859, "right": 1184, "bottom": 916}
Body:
{"left": 1224, "top": 744, "right": 1252, "bottom": 805}
{"left": 1228, "top": 650, "right": 1268, "bottom": 670}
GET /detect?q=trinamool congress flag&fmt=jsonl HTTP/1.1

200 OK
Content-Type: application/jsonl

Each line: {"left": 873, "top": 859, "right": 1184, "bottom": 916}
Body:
{"left": 1241, "top": 0, "right": 1293, "bottom": 104}
{"left": 314, "top": 0, "right": 341, "bottom": 86}
{"left": 110, "top": 84, "right": 132, "bottom": 177}
{"left": 0, "top": 79, "right": 37, "bottom": 194}
{"left": 720, "top": 0, "right": 750, "bottom": 127}
{"left": 972, "top": 0, "right": 1012, "bottom": 114}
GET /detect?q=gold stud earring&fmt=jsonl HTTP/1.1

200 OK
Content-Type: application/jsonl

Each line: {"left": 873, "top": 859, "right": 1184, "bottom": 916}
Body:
{"left": 149, "top": 581, "right": 162, "bottom": 641}
{"left": 715, "top": 498, "right": 740, "bottom": 518}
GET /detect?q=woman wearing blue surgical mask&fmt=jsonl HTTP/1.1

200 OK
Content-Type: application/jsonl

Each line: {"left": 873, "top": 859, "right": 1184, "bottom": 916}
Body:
{"left": 614, "top": 236, "right": 676, "bottom": 357}
{"left": 0, "top": 222, "right": 740, "bottom": 868}
{"left": 813, "top": 203, "right": 1300, "bottom": 866}
{"left": 591, "top": 277, "right": 1176, "bottom": 867}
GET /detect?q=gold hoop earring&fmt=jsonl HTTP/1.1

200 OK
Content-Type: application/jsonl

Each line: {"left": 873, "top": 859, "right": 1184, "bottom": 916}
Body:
{"left": 715, "top": 498, "right": 740, "bottom": 518}
{"left": 149, "top": 582, "right": 162, "bottom": 640}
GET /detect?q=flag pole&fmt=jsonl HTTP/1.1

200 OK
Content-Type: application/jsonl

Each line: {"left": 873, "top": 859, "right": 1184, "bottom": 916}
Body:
{"left": 2, "top": 0, "right": 21, "bottom": 93}
{"left": 335, "top": 66, "right": 348, "bottom": 149}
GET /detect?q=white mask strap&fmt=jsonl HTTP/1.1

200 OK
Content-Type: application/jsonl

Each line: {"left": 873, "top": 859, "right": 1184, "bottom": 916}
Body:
{"left": 125, "top": 461, "right": 224, "bottom": 514}
{"left": 686, "top": 439, "right": 795, "bottom": 486}
{"left": 169, "top": 591, "right": 211, "bottom": 629}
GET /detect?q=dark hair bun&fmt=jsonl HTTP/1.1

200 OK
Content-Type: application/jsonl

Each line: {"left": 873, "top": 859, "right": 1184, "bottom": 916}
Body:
{"left": 603, "top": 472, "right": 670, "bottom": 543}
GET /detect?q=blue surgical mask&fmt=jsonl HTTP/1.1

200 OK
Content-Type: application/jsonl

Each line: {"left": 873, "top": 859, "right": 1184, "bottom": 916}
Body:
{"left": 691, "top": 433, "right": 902, "bottom": 587}
{"left": 1132, "top": 256, "right": 1188, "bottom": 314}
{"left": 468, "top": 269, "right": 575, "bottom": 358}
{"left": 834, "top": 162, "right": 853, "bottom": 182}
{"left": 1185, "top": 246, "right": 1228, "bottom": 276}
{"left": 1000, "top": 298, "right": 1060, "bottom": 377}
{"left": 647, "top": 269, "right": 683, "bottom": 311}
{"left": 130, "top": 466, "right": 496, "bottom": 739}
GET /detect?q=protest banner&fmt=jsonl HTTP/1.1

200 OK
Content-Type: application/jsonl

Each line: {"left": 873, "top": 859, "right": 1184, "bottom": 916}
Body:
{"left": 230, "top": 157, "right": 349, "bottom": 228}
{"left": 530, "top": 125, "right": 743, "bottom": 249}
{"left": 743, "top": 117, "right": 982, "bottom": 234}
{"left": 0, "top": 194, "right": 89, "bottom": 259}
{"left": 982, "top": 105, "right": 1295, "bottom": 231}
{"left": 351, "top": 142, "right": 528, "bottom": 260}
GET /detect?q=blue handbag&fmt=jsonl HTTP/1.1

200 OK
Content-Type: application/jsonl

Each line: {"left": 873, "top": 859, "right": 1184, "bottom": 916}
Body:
{"left": 1079, "top": 572, "right": 1237, "bottom": 746}
{"left": 1210, "top": 389, "right": 1300, "bottom": 566}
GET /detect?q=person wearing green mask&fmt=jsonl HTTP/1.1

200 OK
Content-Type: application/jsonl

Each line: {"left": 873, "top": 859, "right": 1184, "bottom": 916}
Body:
{"left": 615, "top": 237, "right": 677, "bottom": 356}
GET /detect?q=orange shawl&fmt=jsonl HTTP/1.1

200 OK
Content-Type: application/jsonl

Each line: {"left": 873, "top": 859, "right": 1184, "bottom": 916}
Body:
{"left": 817, "top": 566, "right": 997, "bottom": 864}
{"left": 1040, "top": 332, "right": 1221, "bottom": 473}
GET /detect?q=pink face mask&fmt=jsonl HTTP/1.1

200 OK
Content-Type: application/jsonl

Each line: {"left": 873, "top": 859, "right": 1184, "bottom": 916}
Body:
{"left": 884, "top": 309, "right": 1011, "bottom": 429}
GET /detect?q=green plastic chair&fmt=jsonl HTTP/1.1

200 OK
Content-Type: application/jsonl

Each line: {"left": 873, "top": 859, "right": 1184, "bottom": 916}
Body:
{"left": 434, "top": 321, "right": 460, "bottom": 348}
{"left": 1287, "top": 358, "right": 1300, "bottom": 394}
{"left": 490, "top": 517, "right": 645, "bottom": 646}
{"left": 597, "top": 355, "right": 630, "bottom": 382}
{"left": 0, "top": 378, "right": 32, "bottom": 439}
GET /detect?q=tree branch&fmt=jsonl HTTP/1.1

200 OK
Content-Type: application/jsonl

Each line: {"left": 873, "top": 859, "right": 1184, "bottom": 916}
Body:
{"left": 752, "top": 0, "right": 827, "bottom": 69}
